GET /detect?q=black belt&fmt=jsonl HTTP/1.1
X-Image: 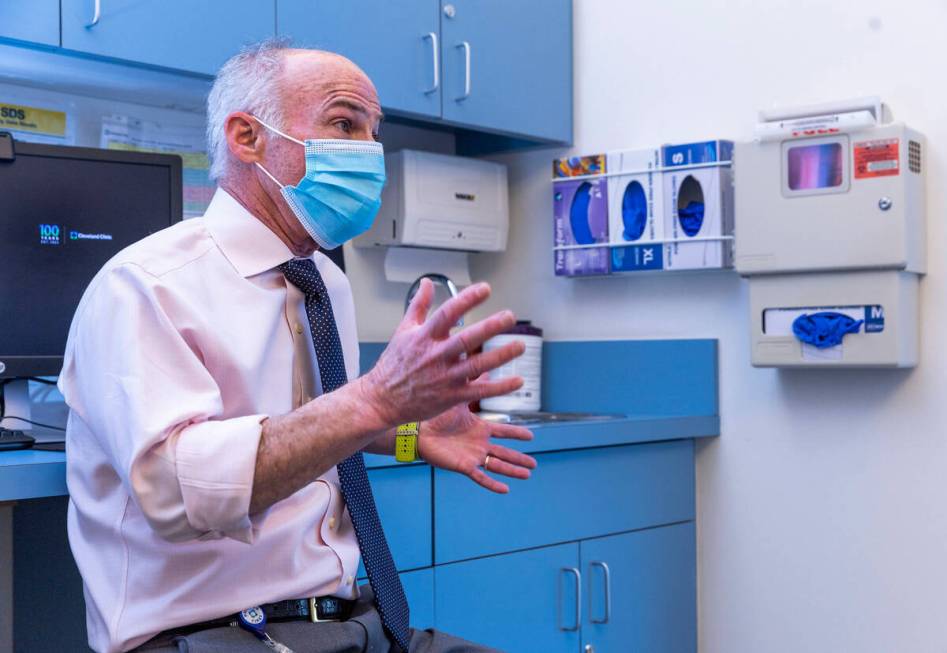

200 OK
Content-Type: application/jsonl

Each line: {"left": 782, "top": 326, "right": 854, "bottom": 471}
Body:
{"left": 153, "top": 596, "right": 355, "bottom": 641}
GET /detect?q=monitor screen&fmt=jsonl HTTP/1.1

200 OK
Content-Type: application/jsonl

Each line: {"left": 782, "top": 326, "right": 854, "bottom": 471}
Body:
{"left": 0, "top": 139, "right": 183, "bottom": 377}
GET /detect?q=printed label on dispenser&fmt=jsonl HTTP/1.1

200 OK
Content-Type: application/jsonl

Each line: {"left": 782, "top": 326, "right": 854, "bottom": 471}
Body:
{"left": 762, "top": 305, "right": 885, "bottom": 335}
{"left": 611, "top": 243, "right": 664, "bottom": 272}
{"left": 854, "top": 139, "right": 900, "bottom": 179}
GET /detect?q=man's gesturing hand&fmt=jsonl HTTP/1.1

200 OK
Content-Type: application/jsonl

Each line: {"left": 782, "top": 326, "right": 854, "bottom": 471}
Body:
{"left": 419, "top": 402, "right": 536, "bottom": 494}
{"left": 360, "top": 279, "right": 525, "bottom": 428}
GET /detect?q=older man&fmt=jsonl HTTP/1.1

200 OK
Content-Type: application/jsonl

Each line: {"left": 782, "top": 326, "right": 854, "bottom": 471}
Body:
{"left": 59, "top": 41, "right": 536, "bottom": 653}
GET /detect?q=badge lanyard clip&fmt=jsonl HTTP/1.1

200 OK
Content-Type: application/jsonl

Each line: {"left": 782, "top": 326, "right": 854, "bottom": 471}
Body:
{"left": 238, "top": 607, "right": 296, "bottom": 653}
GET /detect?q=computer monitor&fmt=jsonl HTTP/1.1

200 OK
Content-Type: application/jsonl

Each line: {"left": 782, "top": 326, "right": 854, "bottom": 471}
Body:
{"left": 0, "top": 134, "right": 183, "bottom": 378}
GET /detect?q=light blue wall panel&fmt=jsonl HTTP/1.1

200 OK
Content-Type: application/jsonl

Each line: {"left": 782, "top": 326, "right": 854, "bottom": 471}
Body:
{"left": 360, "top": 338, "right": 719, "bottom": 421}
{"left": 542, "top": 339, "right": 719, "bottom": 416}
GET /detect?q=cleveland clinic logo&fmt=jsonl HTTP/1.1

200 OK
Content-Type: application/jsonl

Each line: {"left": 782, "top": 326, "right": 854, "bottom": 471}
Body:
{"left": 39, "top": 224, "right": 61, "bottom": 245}
{"left": 71, "top": 230, "right": 113, "bottom": 241}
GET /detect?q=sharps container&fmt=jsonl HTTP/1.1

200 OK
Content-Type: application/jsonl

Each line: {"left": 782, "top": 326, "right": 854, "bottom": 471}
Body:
{"left": 480, "top": 320, "right": 543, "bottom": 412}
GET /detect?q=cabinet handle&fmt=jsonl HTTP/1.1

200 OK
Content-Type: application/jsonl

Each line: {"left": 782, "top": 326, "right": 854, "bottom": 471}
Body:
{"left": 455, "top": 41, "right": 471, "bottom": 101}
{"left": 87, "top": 0, "right": 102, "bottom": 27}
{"left": 559, "top": 567, "right": 581, "bottom": 632}
{"left": 589, "top": 561, "right": 611, "bottom": 624}
{"left": 422, "top": 32, "right": 439, "bottom": 94}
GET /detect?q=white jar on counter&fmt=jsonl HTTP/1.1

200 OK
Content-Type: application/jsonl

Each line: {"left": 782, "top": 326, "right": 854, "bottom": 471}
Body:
{"left": 480, "top": 320, "right": 543, "bottom": 412}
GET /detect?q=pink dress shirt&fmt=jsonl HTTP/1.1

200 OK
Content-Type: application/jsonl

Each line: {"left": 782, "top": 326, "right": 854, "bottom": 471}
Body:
{"left": 59, "top": 189, "right": 363, "bottom": 653}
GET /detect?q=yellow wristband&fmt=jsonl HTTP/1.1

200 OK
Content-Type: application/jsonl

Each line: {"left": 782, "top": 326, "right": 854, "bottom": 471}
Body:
{"left": 395, "top": 422, "right": 420, "bottom": 463}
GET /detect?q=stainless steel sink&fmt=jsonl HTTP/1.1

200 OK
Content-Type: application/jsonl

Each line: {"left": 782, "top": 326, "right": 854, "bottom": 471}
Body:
{"left": 478, "top": 411, "right": 622, "bottom": 425}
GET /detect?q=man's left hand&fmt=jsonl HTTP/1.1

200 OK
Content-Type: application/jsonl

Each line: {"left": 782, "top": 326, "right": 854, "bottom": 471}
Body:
{"left": 418, "top": 403, "right": 537, "bottom": 494}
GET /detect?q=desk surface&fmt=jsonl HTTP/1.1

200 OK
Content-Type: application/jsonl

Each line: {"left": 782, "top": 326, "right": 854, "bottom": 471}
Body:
{"left": 0, "top": 414, "right": 719, "bottom": 502}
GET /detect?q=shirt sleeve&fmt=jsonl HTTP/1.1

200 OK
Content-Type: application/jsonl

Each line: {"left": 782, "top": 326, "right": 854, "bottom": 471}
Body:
{"left": 60, "top": 263, "right": 265, "bottom": 544}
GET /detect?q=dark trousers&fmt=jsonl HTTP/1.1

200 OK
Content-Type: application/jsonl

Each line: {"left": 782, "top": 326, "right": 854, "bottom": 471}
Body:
{"left": 134, "top": 589, "right": 502, "bottom": 653}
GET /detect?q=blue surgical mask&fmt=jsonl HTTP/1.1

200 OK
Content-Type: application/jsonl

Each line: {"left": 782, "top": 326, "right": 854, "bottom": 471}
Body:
{"left": 253, "top": 116, "right": 386, "bottom": 249}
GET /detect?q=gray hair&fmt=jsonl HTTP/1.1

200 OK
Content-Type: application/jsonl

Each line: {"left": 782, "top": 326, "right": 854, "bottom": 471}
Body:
{"left": 206, "top": 39, "right": 292, "bottom": 181}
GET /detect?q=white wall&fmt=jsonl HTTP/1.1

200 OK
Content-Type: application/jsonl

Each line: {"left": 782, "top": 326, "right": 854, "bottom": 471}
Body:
{"left": 468, "top": 1, "right": 947, "bottom": 651}
{"left": 7, "top": 10, "right": 947, "bottom": 645}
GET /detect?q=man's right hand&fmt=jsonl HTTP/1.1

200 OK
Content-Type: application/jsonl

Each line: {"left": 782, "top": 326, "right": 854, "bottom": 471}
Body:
{"left": 359, "top": 279, "right": 525, "bottom": 428}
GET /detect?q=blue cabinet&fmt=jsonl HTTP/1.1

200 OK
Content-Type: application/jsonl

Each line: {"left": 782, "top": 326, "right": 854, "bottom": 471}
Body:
{"left": 0, "top": 1, "right": 59, "bottom": 46}
{"left": 582, "top": 524, "right": 697, "bottom": 652}
{"left": 440, "top": 0, "right": 572, "bottom": 142}
{"left": 277, "top": 1, "right": 441, "bottom": 120}
{"left": 1, "top": 0, "right": 573, "bottom": 147}
{"left": 400, "top": 568, "right": 435, "bottom": 630}
{"left": 60, "top": 0, "right": 276, "bottom": 74}
{"left": 277, "top": 0, "right": 573, "bottom": 143}
{"left": 434, "top": 440, "right": 695, "bottom": 563}
{"left": 435, "top": 543, "right": 581, "bottom": 653}
{"left": 361, "top": 465, "right": 432, "bottom": 575}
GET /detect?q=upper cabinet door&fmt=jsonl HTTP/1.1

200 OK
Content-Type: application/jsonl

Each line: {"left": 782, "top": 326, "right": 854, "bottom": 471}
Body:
{"left": 440, "top": 0, "right": 572, "bottom": 143}
{"left": 0, "top": 1, "right": 60, "bottom": 46}
{"left": 61, "top": 1, "right": 276, "bottom": 75}
{"left": 277, "top": 1, "right": 441, "bottom": 120}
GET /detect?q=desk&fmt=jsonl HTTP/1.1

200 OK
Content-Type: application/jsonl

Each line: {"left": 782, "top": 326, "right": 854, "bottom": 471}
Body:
{"left": 0, "top": 339, "right": 720, "bottom": 652}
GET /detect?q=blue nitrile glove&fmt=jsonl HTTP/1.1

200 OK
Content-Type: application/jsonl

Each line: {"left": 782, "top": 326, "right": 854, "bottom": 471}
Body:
{"left": 792, "top": 312, "right": 864, "bottom": 349}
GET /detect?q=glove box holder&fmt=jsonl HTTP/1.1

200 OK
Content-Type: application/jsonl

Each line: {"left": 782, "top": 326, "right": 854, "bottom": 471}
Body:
{"left": 749, "top": 270, "right": 919, "bottom": 368}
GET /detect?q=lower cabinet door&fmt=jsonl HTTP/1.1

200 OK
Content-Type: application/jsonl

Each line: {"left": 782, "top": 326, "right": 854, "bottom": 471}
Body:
{"left": 401, "top": 568, "right": 435, "bottom": 631}
{"left": 362, "top": 465, "right": 433, "bottom": 573}
{"left": 581, "top": 523, "right": 697, "bottom": 653}
{"left": 434, "top": 543, "right": 581, "bottom": 652}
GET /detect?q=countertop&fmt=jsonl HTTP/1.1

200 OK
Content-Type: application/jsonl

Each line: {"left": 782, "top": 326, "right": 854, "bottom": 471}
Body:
{"left": 1, "top": 413, "right": 719, "bottom": 502}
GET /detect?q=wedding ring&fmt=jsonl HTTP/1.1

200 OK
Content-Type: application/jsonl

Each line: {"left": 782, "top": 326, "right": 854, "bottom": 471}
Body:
{"left": 483, "top": 454, "right": 492, "bottom": 471}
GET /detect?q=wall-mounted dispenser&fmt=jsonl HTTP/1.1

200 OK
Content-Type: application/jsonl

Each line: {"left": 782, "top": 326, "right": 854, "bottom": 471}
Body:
{"left": 355, "top": 150, "right": 509, "bottom": 252}
{"left": 550, "top": 142, "right": 734, "bottom": 277}
{"left": 736, "top": 97, "right": 926, "bottom": 368}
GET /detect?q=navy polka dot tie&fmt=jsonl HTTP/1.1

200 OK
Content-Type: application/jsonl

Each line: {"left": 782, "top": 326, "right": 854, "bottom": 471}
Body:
{"left": 280, "top": 258, "right": 410, "bottom": 652}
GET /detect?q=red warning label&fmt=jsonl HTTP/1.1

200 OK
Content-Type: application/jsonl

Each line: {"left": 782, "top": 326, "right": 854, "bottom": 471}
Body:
{"left": 854, "top": 138, "right": 900, "bottom": 179}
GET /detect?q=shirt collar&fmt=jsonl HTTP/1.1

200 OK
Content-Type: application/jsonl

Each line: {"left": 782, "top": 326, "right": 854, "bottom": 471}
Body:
{"left": 203, "top": 188, "right": 296, "bottom": 278}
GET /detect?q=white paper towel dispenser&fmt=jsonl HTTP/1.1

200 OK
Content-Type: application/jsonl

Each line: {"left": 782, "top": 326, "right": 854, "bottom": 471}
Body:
{"left": 354, "top": 150, "right": 509, "bottom": 252}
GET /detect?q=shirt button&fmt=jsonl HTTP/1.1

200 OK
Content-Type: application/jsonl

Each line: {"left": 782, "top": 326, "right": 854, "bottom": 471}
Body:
{"left": 294, "top": 323, "right": 304, "bottom": 335}
{"left": 328, "top": 516, "right": 337, "bottom": 530}
{"left": 346, "top": 576, "right": 354, "bottom": 585}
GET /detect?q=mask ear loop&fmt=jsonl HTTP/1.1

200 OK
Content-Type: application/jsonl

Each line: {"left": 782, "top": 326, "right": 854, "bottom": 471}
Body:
{"left": 252, "top": 115, "right": 305, "bottom": 146}
{"left": 255, "top": 161, "right": 285, "bottom": 189}
{"left": 249, "top": 115, "right": 305, "bottom": 188}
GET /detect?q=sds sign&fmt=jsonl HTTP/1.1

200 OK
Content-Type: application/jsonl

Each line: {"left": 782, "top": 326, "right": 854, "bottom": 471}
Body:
{"left": 1, "top": 106, "right": 27, "bottom": 120}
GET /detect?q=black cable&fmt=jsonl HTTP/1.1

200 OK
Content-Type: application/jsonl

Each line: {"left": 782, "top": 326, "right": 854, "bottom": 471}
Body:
{"left": 0, "top": 376, "right": 65, "bottom": 431}
{"left": 0, "top": 415, "right": 66, "bottom": 432}
{"left": 25, "top": 376, "right": 58, "bottom": 386}
{"left": 0, "top": 378, "right": 9, "bottom": 420}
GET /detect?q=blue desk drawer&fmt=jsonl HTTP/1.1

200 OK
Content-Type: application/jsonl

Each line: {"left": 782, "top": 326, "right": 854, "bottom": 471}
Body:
{"left": 434, "top": 439, "right": 694, "bottom": 563}
{"left": 365, "top": 465, "right": 432, "bottom": 572}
